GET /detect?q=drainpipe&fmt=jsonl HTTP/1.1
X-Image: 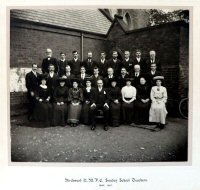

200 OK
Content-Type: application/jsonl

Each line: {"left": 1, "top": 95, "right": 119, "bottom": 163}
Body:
{"left": 81, "top": 32, "right": 84, "bottom": 61}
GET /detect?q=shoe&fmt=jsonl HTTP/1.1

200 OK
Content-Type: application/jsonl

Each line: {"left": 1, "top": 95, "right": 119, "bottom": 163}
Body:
{"left": 104, "top": 125, "right": 109, "bottom": 131}
{"left": 160, "top": 124, "right": 165, "bottom": 129}
{"left": 91, "top": 125, "right": 96, "bottom": 130}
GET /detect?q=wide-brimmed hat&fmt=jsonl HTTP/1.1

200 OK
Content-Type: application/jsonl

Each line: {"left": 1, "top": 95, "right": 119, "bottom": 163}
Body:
{"left": 153, "top": 76, "right": 164, "bottom": 81}
{"left": 125, "top": 78, "right": 134, "bottom": 82}
{"left": 84, "top": 77, "right": 93, "bottom": 83}
{"left": 71, "top": 78, "right": 80, "bottom": 83}
{"left": 58, "top": 76, "right": 67, "bottom": 82}
{"left": 110, "top": 77, "right": 118, "bottom": 83}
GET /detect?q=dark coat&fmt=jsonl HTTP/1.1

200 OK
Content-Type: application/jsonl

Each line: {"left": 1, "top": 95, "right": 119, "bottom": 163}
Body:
{"left": 46, "top": 73, "right": 59, "bottom": 97}
{"left": 107, "top": 59, "right": 122, "bottom": 75}
{"left": 146, "top": 71, "right": 162, "bottom": 86}
{"left": 121, "top": 59, "right": 134, "bottom": 74}
{"left": 107, "top": 86, "right": 122, "bottom": 103}
{"left": 42, "top": 57, "right": 58, "bottom": 74}
{"left": 133, "top": 58, "right": 146, "bottom": 72}
{"left": 97, "top": 60, "right": 109, "bottom": 77}
{"left": 103, "top": 75, "right": 116, "bottom": 88}
{"left": 145, "top": 58, "right": 162, "bottom": 72}
{"left": 62, "top": 73, "right": 75, "bottom": 88}
{"left": 82, "top": 59, "right": 98, "bottom": 75}
{"left": 67, "top": 59, "right": 82, "bottom": 76}
{"left": 57, "top": 60, "right": 68, "bottom": 77}
{"left": 117, "top": 74, "right": 129, "bottom": 89}
{"left": 94, "top": 88, "right": 109, "bottom": 105}
{"left": 130, "top": 71, "right": 144, "bottom": 87}
{"left": 90, "top": 75, "right": 103, "bottom": 88}
{"left": 77, "top": 73, "right": 90, "bottom": 88}
{"left": 82, "top": 87, "right": 96, "bottom": 104}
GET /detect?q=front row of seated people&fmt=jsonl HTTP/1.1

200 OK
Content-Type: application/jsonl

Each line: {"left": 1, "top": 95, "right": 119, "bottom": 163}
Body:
{"left": 26, "top": 63, "right": 168, "bottom": 131}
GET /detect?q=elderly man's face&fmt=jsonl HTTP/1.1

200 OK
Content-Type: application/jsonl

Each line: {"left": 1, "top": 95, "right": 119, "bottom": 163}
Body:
{"left": 97, "top": 80, "right": 103, "bottom": 88}
{"left": 107, "top": 68, "right": 114, "bottom": 75}
{"left": 150, "top": 51, "right": 156, "bottom": 59}
{"left": 134, "top": 66, "right": 140, "bottom": 72}
{"left": 46, "top": 49, "right": 52, "bottom": 58}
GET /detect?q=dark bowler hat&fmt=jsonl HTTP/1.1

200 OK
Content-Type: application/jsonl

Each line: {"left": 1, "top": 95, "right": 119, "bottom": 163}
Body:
{"left": 153, "top": 76, "right": 164, "bottom": 81}
{"left": 85, "top": 77, "right": 93, "bottom": 83}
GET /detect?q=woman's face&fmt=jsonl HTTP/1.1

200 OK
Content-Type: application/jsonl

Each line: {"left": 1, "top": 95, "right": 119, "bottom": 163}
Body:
{"left": 73, "top": 82, "right": 78, "bottom": 88}
{"left": 111, "top": 81, "right": 117, "bottom": 87}
{"left": 86, "top": 81, "right": 91, "bottom": 87}
{"left": 41, "top": 79, "right": 46, "bottom": 85}
{"left": 60, "top": 81, "right": 65, "bottom": 87}
{"left": 140, "top": 78, "right": 146, "bottom": 85}
{"left": 156, "top": 80, "right": 162, "bottom": 86}
{"left": 126, "top": 81, "right": 131, "bottom": 86}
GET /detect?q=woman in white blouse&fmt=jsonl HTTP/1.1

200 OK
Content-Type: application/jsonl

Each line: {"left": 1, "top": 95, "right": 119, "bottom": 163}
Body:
{"left": 121, "top": 78, "right": 136, "bottom": 125}
{"left": 149, "top": 76, "right": 168, "bottom": 130}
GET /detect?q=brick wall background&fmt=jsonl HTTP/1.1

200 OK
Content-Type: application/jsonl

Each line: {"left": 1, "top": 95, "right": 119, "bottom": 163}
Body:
{"left": 10, "top": 19, "right": 189, "bottom": 117}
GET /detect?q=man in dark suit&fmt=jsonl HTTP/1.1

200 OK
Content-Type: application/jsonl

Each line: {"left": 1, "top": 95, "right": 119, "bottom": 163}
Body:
{"left": 121, "top": 50, "right": 133, "bottom": 75}
{"left": 82, "top": 51, "right": 97, "bottom": 75}
{"left": 58, "top": 52, "right": 67, "bottom": 77}
{"left": 25, "top": 63, "right": 40, "bottom": 121}
{"left": 90, "top": 79, "right": 110, "bottom": 131}
{"left": 117, "top": 67, "right": 129, "bottom": 89}
{"left": 146, "top": 63, "right": 162, "bottom": 86}
{"left": 90, "top": 67, "right": 103, "bottom": 88}
{"left": 133, "top": 49, "right": 146, "bottom": 72}
{"left": 145, "top": 50, "right": 161, "bottom": 72}
{"left": 42, "top": 48, "right": 58, "bottom": 74}
{"left": 107, "top": 50, "right": 122, "bottom": 75}
{"left": 62, "top": 65, "right": 75, "bottom": 88}
{"left": 77, "top": 66, "right": 90, "bottom": 88}
{"left": 103, "top": 67, "right": 116, "bottom": 88}
{"left": 98, "top": 52, "right": 108, "bottom": 77}
{"left": 46, "top": 64, "right": 59, "bottom": 102}
{"left": 130, "top": 64, "right": 144, "bottom": 87}
{"left": 67, "top": 50, "right": 82, "bottom": 76}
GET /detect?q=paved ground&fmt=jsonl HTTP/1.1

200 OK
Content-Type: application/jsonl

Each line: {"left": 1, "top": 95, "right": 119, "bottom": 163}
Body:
{"left": 11, "top": 115, "right": 188, "bottom": 162}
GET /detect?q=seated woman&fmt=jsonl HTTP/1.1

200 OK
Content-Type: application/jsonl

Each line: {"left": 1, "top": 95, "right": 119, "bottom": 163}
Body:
{"left": 107, "top": 78, "right": 121, "bottom": 127}
{"left": 121, "top": 78, "right": 136, "bottom": 125}
{"left": 34, "top": 74, "right": 52, "bottom": 127}
{"left": 67, "top": 78, "right": 83, "bottom": 127}
{"left": 52, "top": 77, "right": 69, "bottom": 126}
{"left": 133, "top": 76, "right": 151, "bottom": 125}
{"left": 80, "top": 77, "right": 96, "bottom": 125}
{"left": 149, "top": 76, "right": 168, "bottom": 130}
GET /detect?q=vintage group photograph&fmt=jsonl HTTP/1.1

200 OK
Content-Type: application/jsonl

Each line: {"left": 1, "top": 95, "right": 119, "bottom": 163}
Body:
{"left": 10, "top": 8, "right": 189, "bottom": 162}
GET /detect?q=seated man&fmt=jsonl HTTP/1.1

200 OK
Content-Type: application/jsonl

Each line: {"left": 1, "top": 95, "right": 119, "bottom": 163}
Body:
{"left": 90, "top": 79, "right": 110, "bottom": 131}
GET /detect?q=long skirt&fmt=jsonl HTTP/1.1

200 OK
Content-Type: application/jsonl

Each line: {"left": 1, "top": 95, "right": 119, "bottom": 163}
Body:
{"left": 149, "top": 101, "right": 168, "bottom": 124}
{"left": 52, "top": 103, "right": 68, "bottom": 126}
{"left": 110, "top": 102, "right": 121, "bottom": 124}
{"left": 134, "top": 100, "right": 150, "bottom": 124}
{"left": 122, "top": 102, "right": 134, "bottom": 124}
{"left": 34, "top": 101, "right": 52, "bottom": 127}
{"left": 80, "top": 103, "right": 91, "bottom": 125}
{"left": 67, "top": 103, "right": 82, "bottom": 124}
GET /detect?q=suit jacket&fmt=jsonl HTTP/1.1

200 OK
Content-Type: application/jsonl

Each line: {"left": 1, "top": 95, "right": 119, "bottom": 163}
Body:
{"left": 46, "top": 73, "right": 59, "bottom": 95}
{"left": 77, "top": 73, "right": 90, "bottom": 88}
{"left": 146, "top": 71, "right": 162, "bottom": 86}
{"left": 42, "top": 57, "right": 58, "bottom": 74}
{"left": 103, "top": 75, "right": 116, "bottom": 88}
{"left": 145, "top": 59, "right": 161, "bottom": 72}
{"left": 107, "top": 59, "right": 122, "bottom": 75}
{"left": 97, "top": 60, "right": 109, "bottom": 77}
{"left": 117, "top": 74, "right": 129, "bottom": 89}
{"left": 133, "top": 57, "right": 146, "bottom": 72}
{"left": 68, "top": 59, "right": 82, "bottom": 76}
{"left": 25, "top": 71, "right": 40, "bottom": 97}
{"left": 90, "top": 75, "right": 103, "bottom": 88}
{"left": 63, "top": 73, "right": 75, "bottom": 88}
{"left": 121, "top": 59, "right": 134, "bottom": 74}
{"left": 58, "top": 60, "right": 68, "bottom": 77}
{"left": 82, "top": 59, "right": 98, "bottom": 75}
{"left": 82, "top": 87, "right": 96, "bottom": 104}
{"left": 94, "top": 87, "right": 109, "bottom": 105}
{"left": 131, "top": 72, "right": 144, "bottom": 87}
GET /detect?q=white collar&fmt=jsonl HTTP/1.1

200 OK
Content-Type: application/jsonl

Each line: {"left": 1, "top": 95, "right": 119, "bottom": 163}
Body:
{"left": 125, "top": 58, "right": 129, "bottom": 62}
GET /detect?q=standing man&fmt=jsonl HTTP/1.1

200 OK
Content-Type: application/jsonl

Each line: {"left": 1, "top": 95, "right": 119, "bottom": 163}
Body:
{"left": 82, "top": 51, "right": 97, "bottom": 75}
{"left": 107, "top": 50, "right": 122, "bottom": 75}
{"left": 77, "top": 66, "right": 90, "bottom": 88}
{"left": 90, "top": 79, "right": 110, "bottom": 131}
{"left": 68, "top": 50, "right": 82, "bottom": 77}
{"left": 58, "top": 52, "right": 67, "bottom": 77}
{"left": 146, "top": 50, "right": 161, "bottom": 72}
{"left": 130, "top": 64, "right": 143, "bottom": 87}
{"left": 98, "top": 52, "right": 108, "bottom": 77}
{"left": 146, "top": 63, "right": 162, "bottom": 86}
{"left": 25, "top": 63, "right": 40, "bottom": 121}
{"left": 42, "top": 48, "right": 58, "bottom": 74}
{"left": 122, "top": 50, "right": 133, "bottom": 74}
{"left": 90, "top": 67, "right": 103, "bottom": 88}
{"left": 46, "top": 64, "right": 59, "bottom": 102}
{"left": 117, "top": 67, "right": 129, "bottom": 89}
{"left": 133, "top": 49, "right": 146, "bottom": 72}
{"left": 63, "top": 65, "right": 75, "bottom": 88}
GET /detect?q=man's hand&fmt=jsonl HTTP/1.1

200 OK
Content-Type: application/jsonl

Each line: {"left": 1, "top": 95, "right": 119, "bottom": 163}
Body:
{"left": 60, "top": 102, "right": 64, "bottom": 105}
{"left": 114, "top": 99, "right": 119, "bottom": 104}
{"left": 39, "top": 99, "right": 43, "bottom": 102}
{"left": 30, "top": 91, "right": 34, "bottom": 97}
{"left": 57, "top": 102, "right": 61, "bottom": 106}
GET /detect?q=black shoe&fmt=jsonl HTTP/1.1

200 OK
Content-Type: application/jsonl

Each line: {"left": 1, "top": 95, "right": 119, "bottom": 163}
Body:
{"left": 160, "top": 124, "right": 165, "bottom": 129}
{"left": 91, "top": 125, "right": 96, "bottom": 130}
{"left": 104, "top": 125, "right": 109, "bottom": 131}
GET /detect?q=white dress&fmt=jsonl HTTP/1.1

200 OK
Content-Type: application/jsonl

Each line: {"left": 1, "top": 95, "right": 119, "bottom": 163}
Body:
{"left": 149, "top": 86, "right": 168, "bottom": 124}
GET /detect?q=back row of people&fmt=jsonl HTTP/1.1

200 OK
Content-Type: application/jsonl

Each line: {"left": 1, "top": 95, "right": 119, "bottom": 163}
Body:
{"left": 42, "top": 48, "right": 162, "bottom": 77}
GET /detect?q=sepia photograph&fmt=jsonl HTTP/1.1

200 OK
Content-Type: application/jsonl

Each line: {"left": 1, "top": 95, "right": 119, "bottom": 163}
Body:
{"left": 10, "top": 8, "right": 189, "bottom": 163}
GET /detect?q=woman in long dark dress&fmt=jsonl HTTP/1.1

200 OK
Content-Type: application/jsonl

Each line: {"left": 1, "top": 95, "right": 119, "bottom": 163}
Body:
{"left": 34, "top": 74, "right": 52, "bottom": 127}
{"left": 52, "top": 77, "right": 68, "bottom": 126}
{"left": 80, "top": 77, "right": 96, "bottom": 125}
{"left": 67, "top": 79, "right": 83, "bottom": 127}
{"left": 121, "top": 78, "right": 136, "bottom": 125}
{"left": 107, "top": 78, "right": 121, "bottom": 127}
{"left": 134, "top": 77, "right": 151, "bottom": 125}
